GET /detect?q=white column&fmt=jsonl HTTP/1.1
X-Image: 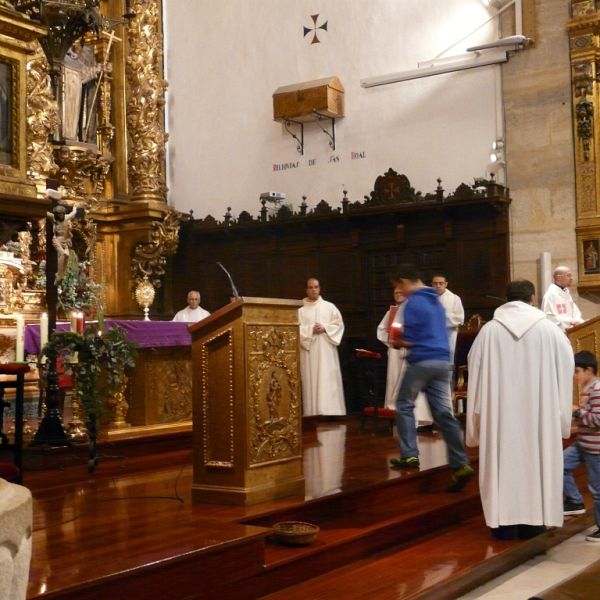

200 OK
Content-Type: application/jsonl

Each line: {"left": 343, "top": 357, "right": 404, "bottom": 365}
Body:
{"left": 540, "top": 252, "right": 552, "bottom": 300}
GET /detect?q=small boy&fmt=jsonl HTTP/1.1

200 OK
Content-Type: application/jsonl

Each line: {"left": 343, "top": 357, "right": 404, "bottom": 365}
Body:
{"left": 563, "top": 350, "right": 600, "bottom": 542}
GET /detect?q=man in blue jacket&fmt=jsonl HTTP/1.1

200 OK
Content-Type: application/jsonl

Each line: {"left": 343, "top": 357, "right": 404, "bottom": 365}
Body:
{"left": 390, "top": 266, "right": 473, "bottom": 492}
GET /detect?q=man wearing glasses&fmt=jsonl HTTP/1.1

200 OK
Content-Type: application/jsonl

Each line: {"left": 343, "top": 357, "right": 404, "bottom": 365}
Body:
{"left": 541, "top": 266, "right": 583, "bottom": 332}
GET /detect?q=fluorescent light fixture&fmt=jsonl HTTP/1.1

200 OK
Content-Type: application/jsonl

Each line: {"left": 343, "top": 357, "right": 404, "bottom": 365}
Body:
{"left": 360, "top": 50, "right": 508, "bottom": 88}
{"left": 467, "top": 34, "right": 528, "bottom": 53}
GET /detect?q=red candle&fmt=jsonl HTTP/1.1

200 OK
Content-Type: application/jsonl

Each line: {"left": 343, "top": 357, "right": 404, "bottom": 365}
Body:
{"left": 76, "top": 312, "right": 84, "bottom": 333}
{"left": 390, "top": 322, "right": 402, "bottom": 341}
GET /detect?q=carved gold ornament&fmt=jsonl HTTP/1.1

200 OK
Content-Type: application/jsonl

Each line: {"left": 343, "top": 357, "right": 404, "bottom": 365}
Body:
{"left": 247, "top": 326, "right": 301, "bottom": 465}
{"left": 26, "top": 50, "right": 59, "bottom": 181}
{"left": 125, "top": 0, "right": 169, "bottom": 202}
{"left": 131, "top": 209, "right": 181, "bottom": 288}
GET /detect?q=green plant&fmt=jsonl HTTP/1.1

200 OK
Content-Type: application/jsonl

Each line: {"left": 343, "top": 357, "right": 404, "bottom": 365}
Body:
{"left": 41, "top": 324, "right": 138, "bottom": 425}
{"left": 57, "top": 260, "right": 105, "bottom": 315}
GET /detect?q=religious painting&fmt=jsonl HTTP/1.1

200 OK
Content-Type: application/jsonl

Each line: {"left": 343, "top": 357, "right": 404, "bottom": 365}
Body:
{"left": 583, "top": 239, "right": 600, "bottom": 274}
{"left": 62, "top": 45, "right": 99, "bottom": 144}
{"left": 0, "top": 60, "right": 12, "bottom": 167}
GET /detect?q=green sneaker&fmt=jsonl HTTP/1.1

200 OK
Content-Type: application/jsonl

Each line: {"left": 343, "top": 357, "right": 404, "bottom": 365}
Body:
{"left": 447, "top": 465, "right": 474, "bottom": 492}
{"left": 389, "top": 456, "right": 420, "bottom": 468}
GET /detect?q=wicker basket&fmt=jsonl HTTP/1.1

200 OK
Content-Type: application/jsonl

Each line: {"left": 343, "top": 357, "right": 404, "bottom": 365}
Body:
{"left": 272, "top": 521, "right": 320, "bottom": 546}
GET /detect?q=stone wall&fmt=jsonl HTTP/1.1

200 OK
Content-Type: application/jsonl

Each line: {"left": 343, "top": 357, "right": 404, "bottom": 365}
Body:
{"left": 504, "top": 1, "right": 593, "bottom": 316}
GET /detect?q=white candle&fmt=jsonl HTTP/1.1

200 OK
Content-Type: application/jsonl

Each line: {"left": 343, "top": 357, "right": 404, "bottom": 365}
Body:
{"left": 40, "top": 313, "right": 48, "bottom": 349}
{"left": 70, "top": 311, "right": 77, "bottom": 332}
{"left": 40, "top": 313, "right": 48, "bottom": 364}
{"left": 15, "top": 314, "right": 24, "bottom": 362}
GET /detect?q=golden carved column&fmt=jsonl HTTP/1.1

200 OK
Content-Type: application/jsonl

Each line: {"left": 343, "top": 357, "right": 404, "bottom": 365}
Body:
{"left": 26, "top": 50, "right": 59, "bottom": 184}
{"left": 125, "top": 0, "right": 168, "bottom": 203}
{"left": 568, "top": 2, "right": 600, "bottom": 290}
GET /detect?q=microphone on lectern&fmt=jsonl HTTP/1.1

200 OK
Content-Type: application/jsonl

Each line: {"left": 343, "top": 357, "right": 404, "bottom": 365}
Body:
{"left": 216, "top": 262, "right": 239, "bottom": 300}
{"left": 486, "top": 295, "right": 505, "bottom": 304}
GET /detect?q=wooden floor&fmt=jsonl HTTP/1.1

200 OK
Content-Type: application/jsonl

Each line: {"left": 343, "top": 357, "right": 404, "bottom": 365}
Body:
{"left": 12, "top": 416, "right": 593, "bottom": 600}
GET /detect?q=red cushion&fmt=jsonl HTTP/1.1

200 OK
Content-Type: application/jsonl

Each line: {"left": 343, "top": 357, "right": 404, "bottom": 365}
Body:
{"left": 363, "top": 407, "right": 396, "bottom": 419}
{"left": 0, "top": 463, "right": 19, "bottom": 481}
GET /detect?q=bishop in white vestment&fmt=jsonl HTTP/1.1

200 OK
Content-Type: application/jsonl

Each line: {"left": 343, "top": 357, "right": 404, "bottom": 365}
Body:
{"left": 466, "top": 280, "right": 574, "bottom": 534}
{"left": 299, "top": 279, "right": 346, "bottom": 416}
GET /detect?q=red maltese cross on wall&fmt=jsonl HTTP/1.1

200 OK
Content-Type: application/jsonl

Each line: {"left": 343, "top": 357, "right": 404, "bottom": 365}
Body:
{"left": 303, "top": 14, "right": 328, "bottom": 44}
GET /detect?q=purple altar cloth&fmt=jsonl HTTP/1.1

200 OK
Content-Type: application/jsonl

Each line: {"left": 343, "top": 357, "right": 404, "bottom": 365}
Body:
{"left": 25, "top": 320, "right": 192, "bottom": 355}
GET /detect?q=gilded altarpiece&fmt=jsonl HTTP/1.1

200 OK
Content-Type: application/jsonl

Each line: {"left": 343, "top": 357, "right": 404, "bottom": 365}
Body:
{"left": 568, "top": 2, "right": 600, "bottom": 291}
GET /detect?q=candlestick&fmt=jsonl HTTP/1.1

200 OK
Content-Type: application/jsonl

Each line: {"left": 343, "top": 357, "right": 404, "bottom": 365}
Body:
{"left": 15, "top": 314, "right": 24, "bottom": 362}
{"left": 70, "top": 312, "right": 77, "bottom": 333}
{"left": 76, "top": 312, "right": 84, "bottom": 333}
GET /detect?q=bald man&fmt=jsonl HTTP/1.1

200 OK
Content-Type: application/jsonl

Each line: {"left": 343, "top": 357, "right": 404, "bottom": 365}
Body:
{"left": 541, "top": 266, "right": 583, "bottom": 332}
{"left": 172, "top": 290, "right": 210, "bottom": 323}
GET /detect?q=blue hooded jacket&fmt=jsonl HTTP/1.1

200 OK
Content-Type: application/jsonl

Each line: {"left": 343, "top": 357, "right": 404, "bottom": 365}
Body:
{"left": 402, "top": 286, "right": 450, "bottom": 364}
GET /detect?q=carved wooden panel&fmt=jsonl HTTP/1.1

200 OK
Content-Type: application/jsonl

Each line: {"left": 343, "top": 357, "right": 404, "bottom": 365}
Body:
{"left": 201, "top": 328, "right": 234, "bottom": 468}
{"left": 246, "top": 323, "right": 301, "bottom": 466}
{"left": 126, "top": 345, "right": 192, "bottom": 426}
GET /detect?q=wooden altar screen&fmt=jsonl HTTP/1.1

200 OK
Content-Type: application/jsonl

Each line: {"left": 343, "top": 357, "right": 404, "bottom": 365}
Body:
{"left": 190, "top": 297, "right": 305, "bottom": 506}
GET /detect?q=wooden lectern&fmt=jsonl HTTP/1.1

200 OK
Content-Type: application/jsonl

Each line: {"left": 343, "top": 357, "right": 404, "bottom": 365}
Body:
{"left": 189, "top": 297, "right": 305, "bottom": 505}
{"left": 568, "top": 315, "right": 600, "bottom": 356}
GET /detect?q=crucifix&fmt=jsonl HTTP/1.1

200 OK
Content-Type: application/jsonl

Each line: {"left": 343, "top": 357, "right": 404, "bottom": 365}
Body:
{"left": 31, "top": 179, "right": 83, "bottom": 446}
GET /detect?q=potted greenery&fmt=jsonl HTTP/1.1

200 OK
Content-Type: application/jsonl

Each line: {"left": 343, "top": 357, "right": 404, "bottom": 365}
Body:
{"left": 41, "top": 324, "right": 137, "bottom": 470}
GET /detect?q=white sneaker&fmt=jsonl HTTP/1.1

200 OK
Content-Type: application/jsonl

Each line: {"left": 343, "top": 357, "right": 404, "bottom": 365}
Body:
{"left": 585, "top": 528, "right": 600, "bottom": 542}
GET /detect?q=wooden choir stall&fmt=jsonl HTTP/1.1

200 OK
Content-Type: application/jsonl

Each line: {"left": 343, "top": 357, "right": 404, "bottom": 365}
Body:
{"left": 189, "top": 297, "right": 305, "bottom": 506}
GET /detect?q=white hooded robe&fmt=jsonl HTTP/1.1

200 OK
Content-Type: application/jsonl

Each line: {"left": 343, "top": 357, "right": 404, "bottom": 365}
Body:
{"left": 466, "top": 301, "right": 574, "bottom": 528}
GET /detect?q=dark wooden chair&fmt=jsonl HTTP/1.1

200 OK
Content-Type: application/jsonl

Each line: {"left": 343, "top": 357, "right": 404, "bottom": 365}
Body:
{"left": 357, "top": 350, "right": 396, "bottom": 435}
{"left": 0, "top": 363, "right": 31, "bottom": 484}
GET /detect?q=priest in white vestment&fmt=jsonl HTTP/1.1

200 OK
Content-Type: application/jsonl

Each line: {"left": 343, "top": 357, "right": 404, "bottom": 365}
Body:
{"left": 377, "top": 286, "right": 432, "bottom": 424}
{"left": 431, "top": 274, "right": 464, "bottom": 363}
{"left": 172, "top": 290, "right": 210, "bottom": 323}
{"left": 466, "top": 279, "right": 574, "bottom": 539}
{"left": 541, "top": 265, "right": 583, "bottom": 332}
{"left": 299, "top": 278, "right": 346, "bottom": 416}
{"left": 377, "top": 285, "right": 405, "bottom": 410}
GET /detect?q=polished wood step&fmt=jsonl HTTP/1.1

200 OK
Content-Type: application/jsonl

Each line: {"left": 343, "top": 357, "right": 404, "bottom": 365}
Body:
{"left": 257, "top": 512, "right": 594, "bottom": 600}
{"left": 22, "top": 418, "right": 592, "bottom": 600}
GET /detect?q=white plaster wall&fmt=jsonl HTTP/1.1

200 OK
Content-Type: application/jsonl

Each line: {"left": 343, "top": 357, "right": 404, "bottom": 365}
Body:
{"left": 164, "top": 0, "right": 502, "bottom": 219}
